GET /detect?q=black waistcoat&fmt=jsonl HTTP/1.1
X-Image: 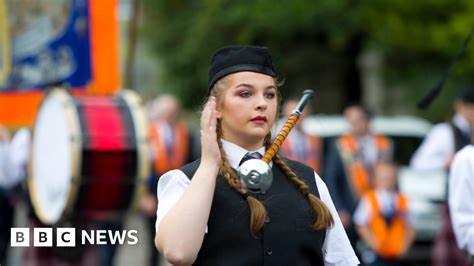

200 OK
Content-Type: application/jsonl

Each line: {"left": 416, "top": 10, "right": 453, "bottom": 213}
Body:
{"left": 450, "top": 122, "right": 471, "bottom": 152}
{"left": 180, "top": 159, "right": 326, "bottom": 266}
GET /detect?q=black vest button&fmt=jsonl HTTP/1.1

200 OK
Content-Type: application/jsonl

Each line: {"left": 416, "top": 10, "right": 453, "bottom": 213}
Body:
{"left": 266, "top": 249, "right": 273, "bottom": 256}
{"left": 264, "top": 216, "right": 270, "bottom": 224}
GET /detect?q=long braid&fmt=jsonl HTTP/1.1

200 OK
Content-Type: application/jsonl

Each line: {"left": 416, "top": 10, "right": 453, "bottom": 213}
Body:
{"left": 216, "top": 121, "right": 267, "bottom": 238}
{"left": 264, "top": 137, "right": 334, "bottom": 230}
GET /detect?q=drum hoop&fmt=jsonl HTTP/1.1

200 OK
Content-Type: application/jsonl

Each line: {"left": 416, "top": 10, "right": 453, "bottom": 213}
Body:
{"left": 120, "top": 89, "right": 150, "bottom": 209}
{"left": 28, "top": 88, "right": 82, "bottom": 224}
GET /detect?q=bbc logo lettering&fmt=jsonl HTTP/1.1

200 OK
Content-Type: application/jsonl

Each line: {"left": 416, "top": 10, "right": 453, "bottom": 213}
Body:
{"left": 57, "top": 228, "right": 75, "bottom": 247}
{"left": 11, "top": 228, "right": 29, "bottom": 247}
{"left": 11, "top": 227, "right": 75, "bottom": 247}
{"left": 10, "top": 227, "right": 138, "bottom": 247}
{"left": 33, "top": 228, "right": 52, "bottom": 247}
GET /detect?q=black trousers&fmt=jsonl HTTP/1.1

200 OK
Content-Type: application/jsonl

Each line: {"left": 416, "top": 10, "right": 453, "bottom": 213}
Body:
{"left": 0, "top": 190, "right": 14, "bottom": 265}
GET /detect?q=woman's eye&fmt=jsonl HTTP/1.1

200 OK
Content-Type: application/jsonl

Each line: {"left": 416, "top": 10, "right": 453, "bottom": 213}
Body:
{"left": 239, "top": 92, "right": 251, "bottom": 98}
{"left": 265, "top": 92, "right": 275, "bottom": 99}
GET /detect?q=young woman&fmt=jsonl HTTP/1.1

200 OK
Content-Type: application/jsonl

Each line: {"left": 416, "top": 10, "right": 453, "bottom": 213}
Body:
{"left": 154, "top": 45, "right": 359, "bottom": 265}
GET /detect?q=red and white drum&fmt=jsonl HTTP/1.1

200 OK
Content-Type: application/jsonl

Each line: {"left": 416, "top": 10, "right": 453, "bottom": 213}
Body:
{"left": 29, "top": 89, "right": 149, "bottom": 224}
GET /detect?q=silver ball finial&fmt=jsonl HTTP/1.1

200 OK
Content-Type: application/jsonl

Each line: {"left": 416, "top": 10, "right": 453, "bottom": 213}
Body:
{"left": 237, "top": 159, "right": 272, "bottom": 193}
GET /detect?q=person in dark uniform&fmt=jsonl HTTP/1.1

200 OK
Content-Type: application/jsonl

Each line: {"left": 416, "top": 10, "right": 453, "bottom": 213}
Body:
{"left": 325, "top": 103, "right": 393, "bottom": 254}
{"left": 153, "top": 45, "right": 359, "bottom": 265}
{"left": 411, "top": 87, "right": 473, "bottom": 171}
{"left": 410, "top": 87, "right": 474, "bottom": 266}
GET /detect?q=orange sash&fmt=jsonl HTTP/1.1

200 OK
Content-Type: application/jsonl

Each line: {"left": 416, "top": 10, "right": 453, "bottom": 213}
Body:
{"left": 281, "top": 134, "right": 322, "bottom": 172}
{"left": 150, "top": 122, "right": 190, "bottom": 174}
{"left": 366, "top": 190, "right": 408, "bottom": 258}
{"left": 337, "top": 135, "right": 392, "bottom": 198}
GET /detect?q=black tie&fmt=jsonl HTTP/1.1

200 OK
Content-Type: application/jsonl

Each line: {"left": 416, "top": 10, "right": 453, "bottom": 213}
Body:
{"left": 239, "top": 152, "right": 262, "bottom": 166}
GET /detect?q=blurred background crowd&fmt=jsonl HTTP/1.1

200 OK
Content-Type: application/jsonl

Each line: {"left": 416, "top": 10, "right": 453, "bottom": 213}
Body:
{"left": 0, "top": 0, "right": 473, "bottom": 265}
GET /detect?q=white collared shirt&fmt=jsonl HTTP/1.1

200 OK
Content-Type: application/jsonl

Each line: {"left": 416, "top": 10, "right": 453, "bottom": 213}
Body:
{"left": 357, "top": 135, "right": 378, "bottom": 168}
{"left": 410, "top": 114, "right": 471, "bottom": 171}
{"left": 448, "top": 145, "right": 474, "bottom": 256}
{"left": 156, "top": 139, "right": 359, "bottom": 265}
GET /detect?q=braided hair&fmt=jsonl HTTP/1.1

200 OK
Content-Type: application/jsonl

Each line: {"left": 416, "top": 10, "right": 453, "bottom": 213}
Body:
{"left": 265, "top": 136, "right": 334, "bottom": 230}
{"left": 216, "top": 123, "right": 267, "bottom": 238}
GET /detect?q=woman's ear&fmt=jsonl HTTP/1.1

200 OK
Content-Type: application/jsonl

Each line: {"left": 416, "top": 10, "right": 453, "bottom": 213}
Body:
{"left": 215, "top": 101, "right": 222, "bottom": 119}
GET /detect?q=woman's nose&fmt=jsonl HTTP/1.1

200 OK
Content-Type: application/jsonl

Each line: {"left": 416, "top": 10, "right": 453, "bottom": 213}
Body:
{"left": 255, "top": 94, "right": 268, "bottom": 110}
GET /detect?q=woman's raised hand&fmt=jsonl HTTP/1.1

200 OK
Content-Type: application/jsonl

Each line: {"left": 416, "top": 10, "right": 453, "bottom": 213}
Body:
{"left": 200, "top": 97, "right": 221, "bottom": 168}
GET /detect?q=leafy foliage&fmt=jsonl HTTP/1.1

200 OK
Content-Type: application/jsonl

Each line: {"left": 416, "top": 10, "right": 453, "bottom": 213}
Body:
{"left": 140, "top": 0, "right": 474, "bottom": 120}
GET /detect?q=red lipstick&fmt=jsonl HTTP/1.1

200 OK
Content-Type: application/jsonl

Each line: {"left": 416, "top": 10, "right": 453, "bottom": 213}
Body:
{"left": 251, "top": 116, "right": 267, "bottom": 124}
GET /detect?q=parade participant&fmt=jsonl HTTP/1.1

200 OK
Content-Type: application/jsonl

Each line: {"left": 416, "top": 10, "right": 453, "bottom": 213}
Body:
{"left": 148, "top": 94, "right": 195, "bottom": 177}
{"left": 410, "top": 87, "right": 473, "bottom": 266}
{"left": 325, "top": 103, "right": 393, "bottom": 251}
{"left": 0, "top": 126, "right": 30, "bottom": 265}
{"left": 354, "top": 162, "right": 416, "bottom": 266}
{"left": 411, "top": 87, "right": 474, "bottom": 171}
{"left": 448, "top": 144, "right": 474, "bottom": 264}
{"left": 154, "top": 45, "right": 359, "bottom": 265}
{"left": 142, "top": 94, "right": 196, "bottom": 266}
{"left": 280, "top": 98, "right": 322, "bottom": 173}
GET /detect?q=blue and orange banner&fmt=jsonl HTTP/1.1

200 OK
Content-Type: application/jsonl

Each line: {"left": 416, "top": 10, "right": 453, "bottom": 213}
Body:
{"left": 0, "top": 0, "right": 91, "bottom": 90}
{"left": 0, "top": 0, "right": 120, "bottom": 128}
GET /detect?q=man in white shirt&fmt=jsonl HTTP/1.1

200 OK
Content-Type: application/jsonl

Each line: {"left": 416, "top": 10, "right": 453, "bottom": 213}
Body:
{"left": 410, "top": 87, "right": 473, "bottom": 266}
{"left": 448, "top": 145, "right": 474, "bottom": 264}
{"left": 411, "top": 87, "right": 474, "bottom": 171}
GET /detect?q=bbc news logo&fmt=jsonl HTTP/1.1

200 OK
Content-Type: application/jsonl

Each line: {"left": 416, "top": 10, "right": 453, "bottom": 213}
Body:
{"left": 11, "top": 228, "right": 139, "bottom": 247}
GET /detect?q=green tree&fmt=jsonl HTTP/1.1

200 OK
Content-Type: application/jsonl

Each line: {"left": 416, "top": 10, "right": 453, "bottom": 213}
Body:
{"left": 140, "top": 0, "right": 473, "bottom": 121}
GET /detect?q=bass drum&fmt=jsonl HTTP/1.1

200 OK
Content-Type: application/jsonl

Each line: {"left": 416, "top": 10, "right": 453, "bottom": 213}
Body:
{"left": 29, "top": 89, "right": 149, "bottom": 224}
